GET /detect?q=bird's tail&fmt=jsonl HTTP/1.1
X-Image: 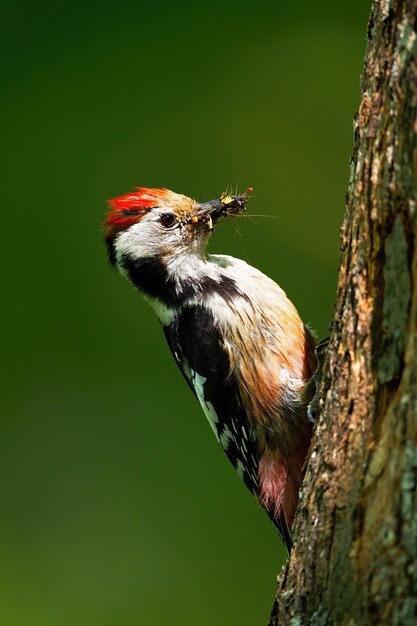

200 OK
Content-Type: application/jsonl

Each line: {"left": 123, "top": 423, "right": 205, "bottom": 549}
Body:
{"left": 273, "top": 513, "right": 293, "bottom": 554}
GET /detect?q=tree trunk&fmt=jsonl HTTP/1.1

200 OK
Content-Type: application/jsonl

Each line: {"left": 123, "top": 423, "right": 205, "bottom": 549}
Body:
{"left": 270, "top": 1, "right": 417, "bottom": 624}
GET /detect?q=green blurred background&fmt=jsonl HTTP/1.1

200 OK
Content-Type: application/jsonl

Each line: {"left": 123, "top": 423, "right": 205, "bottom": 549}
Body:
{"left": 2, "top": 1, "right": 369, "bottom": 624}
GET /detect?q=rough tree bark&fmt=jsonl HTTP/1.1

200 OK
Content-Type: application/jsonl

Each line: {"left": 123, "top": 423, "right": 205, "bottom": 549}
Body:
{"left": 269, "top": 1, "right": 417, "bottom": 624}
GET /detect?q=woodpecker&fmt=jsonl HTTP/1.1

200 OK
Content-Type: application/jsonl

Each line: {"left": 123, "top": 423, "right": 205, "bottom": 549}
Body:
{"left": 104, "top": 187, "right": 317, "bottom": 552}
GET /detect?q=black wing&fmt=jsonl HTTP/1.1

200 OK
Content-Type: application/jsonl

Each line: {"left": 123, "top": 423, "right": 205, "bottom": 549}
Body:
{"left": 162, "top": 305, "right": 259, "bottom": 495}
{"left": 162, "top": 305, "right": 293, "bottom": 553}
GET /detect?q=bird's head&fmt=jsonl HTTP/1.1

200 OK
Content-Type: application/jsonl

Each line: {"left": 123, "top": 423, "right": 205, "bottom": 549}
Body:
{"left": 104, "top": 187, "right": 251, "bottom": 268}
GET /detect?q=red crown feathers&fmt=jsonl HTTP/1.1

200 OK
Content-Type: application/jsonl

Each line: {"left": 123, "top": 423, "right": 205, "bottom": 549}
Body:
{"left": 104, "top": 187, "right": 171, "bottom": 237}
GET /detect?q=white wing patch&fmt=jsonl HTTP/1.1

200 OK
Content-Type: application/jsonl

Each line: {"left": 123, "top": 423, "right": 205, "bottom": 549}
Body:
{"left": 236, "top": 460, "right": 246, "bottom": 480}
{"left": 179, "top": 360, "right": 258, "bottom": 491}
{"left": 219, "top": 424, "right": 233, "bottom": 450}
{"left": 189, "top": 369, "right": 220, "bottom": 442}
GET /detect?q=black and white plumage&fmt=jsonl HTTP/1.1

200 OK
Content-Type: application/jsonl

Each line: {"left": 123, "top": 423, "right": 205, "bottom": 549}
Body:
{"left": 104, "top": 187, "right": 316, "bottom": 553}
{"left": 163, "top": 304, "right": 260, "bottom": 491}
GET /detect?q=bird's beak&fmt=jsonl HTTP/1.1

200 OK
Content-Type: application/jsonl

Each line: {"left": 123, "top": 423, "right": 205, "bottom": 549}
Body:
{"left": 194, "top": 188, "right": 252, "bottom": 223}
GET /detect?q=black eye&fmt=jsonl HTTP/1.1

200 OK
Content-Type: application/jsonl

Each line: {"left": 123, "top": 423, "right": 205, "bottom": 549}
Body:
{"left": 160, "top": 213, "right": 176, "bottom": 227}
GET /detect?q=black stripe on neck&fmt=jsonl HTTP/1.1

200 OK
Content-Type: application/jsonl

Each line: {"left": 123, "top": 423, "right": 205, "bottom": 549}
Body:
{"left": 120, "top": 254, "right": 245, "bottom": 307}
{"left": 121, "top": 256, "right": 178, "bottom": 305}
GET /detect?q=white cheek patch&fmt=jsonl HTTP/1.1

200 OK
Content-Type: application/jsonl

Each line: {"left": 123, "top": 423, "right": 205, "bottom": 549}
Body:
{"left": 115, "top": 218, "right": 159, "bottom": 259}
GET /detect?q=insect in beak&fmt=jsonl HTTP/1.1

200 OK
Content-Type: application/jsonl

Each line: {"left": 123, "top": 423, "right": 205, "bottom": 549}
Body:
{"left": 193, "top": 187, "right": 252, "bottom": 224}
